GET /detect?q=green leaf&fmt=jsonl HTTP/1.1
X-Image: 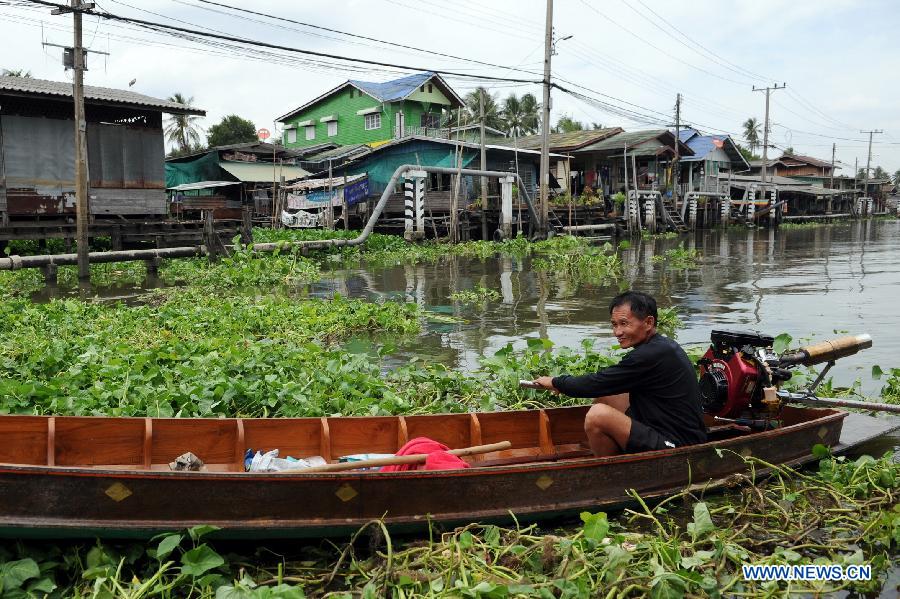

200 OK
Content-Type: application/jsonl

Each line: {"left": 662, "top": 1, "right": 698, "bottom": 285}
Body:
{"left": 687, "top": 502, "right": 715, "bottom": 541}
{"left": 0, "top": 558, "right": 40, "bottom": 590}
{"left": 580, "top": 511, "right": 609, "bottom": 542}
{"left": 872, "top": 364, "right": 883, "bottom": 379}
{"left": 471, "top": 581, "right": 509, "bottom": 598}
{"left": 361, "top": 581, "right": 379, "bottom": 599}
{"left": 156, "top": 534, "right": 183, "bottom": 561}
{"left": 188, "top": 524, "right": 220, "bottom": 542}
{"left": 483, "top": 525, "right": 501, "bottom": 547}
{"left": 773, "top": 333, "right": 793, "bottom": 355}
{"left": 811, "top": 444, "right": 831, "bottom": 459}
{"left": 526, "top": 337, "right": 553, "bottom": 351}
{"left": 26, "top": 576, "right": 57, "bottom": 594}
{"left": 181, "top": 544, "right": 225, "bottom": 577}
{"left": 650, "top": 573, "right": 686, "bottom": 599}
{"left": 458, "top": 530, "right": 474, "bottom": 549}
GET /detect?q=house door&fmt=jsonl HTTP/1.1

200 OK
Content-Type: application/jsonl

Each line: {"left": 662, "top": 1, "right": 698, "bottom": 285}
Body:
{"left": 395, "top": 111, "right": 404, "bottom": 139}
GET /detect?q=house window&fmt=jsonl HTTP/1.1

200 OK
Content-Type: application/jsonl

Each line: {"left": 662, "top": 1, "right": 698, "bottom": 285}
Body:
{"left": 305, "top": 125, "right": 315, "bottom": 140}
{"left": 428, "top": 83, "right": 433, "bottom": 93}
{"left": 421, "top": 113, "right": 440, "bottom": 129}
{"left": 349, "top": 89, "right": 354, "bottom": 98}
{"left": 364, "top": 113, "right": 381, "bottom": 130}
{"left": 327, "top": 120, "right": 338, "bottom": 137}
{"left": 286, "top": 128, "right": 297, "bottom": 144}
{"left": 420, "top": 85, "right": 425, "bottom": 92}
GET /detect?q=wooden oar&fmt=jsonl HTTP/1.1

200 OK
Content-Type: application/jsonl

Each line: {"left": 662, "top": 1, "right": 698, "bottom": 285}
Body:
{"left": 276, "top": 441, "right": 512, "bottom": 474}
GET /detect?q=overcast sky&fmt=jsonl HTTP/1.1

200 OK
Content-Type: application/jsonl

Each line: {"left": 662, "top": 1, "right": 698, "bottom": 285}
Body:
{"left": 2, "top": 0, "right": 897, "bottom": 175}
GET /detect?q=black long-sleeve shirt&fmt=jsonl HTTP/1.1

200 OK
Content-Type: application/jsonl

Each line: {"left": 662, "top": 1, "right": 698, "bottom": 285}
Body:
{"left": 552, "top": 334, "right": 707, "bottom": 447}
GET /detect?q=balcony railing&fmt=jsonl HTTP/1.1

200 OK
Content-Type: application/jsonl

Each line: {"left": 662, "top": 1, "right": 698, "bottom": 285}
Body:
{"left": 392, "top": 125, "right": 451, "bottom": 140}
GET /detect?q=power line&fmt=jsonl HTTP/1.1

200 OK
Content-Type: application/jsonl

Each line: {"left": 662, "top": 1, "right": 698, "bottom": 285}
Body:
{"left": 24, "top": 0, "right": 541, "bottom": 83}
{"left": 619, "top": 0, "right": 760, "bottom": 84}
{"left": 576, "top": 0, "right": 748, "bottom": 86}
{"left": 629, "top": 0, "right": 772, "bottom": 83}
{"left": 185, "top": 0, "right": 543, "bottom": 77}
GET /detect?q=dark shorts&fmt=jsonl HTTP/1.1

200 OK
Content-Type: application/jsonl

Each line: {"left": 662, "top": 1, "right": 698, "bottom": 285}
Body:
{"left": 625, "top": 418, "right": 677, "bottom": 453}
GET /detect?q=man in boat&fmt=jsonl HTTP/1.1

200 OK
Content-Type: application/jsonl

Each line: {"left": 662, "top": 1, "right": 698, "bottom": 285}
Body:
{"left": 533, "top": 291, "right": 706, "bottom": 456}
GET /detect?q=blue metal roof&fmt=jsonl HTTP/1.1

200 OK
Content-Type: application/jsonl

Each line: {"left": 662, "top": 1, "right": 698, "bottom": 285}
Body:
{"left": 349, "top": 72, "right": 435, "bottom": 102}
{"left": 679, "top": 128, "right": 699, "bottom": 143}
{"left": 681, "top": 134, "right": 726, "bottom": 162}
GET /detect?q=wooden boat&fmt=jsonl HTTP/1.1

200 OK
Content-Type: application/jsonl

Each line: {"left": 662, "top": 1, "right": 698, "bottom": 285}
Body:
{"left": 0, "top": 405, "right": 894, "bottom": 539}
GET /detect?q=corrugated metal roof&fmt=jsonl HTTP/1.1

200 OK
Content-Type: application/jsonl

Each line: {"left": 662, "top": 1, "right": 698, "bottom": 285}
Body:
{"left": 679, "top": 128, "right": 699, "bottom": 142}
{"left": 494, "top": 128, "right": 623, "bottom": 152}
{"left": 220, "top": 161, "right": 309, "bottom": 183}
{"left": 303, "top": 143, "right": 372, "bottom": 162}
{"left": 680, "top": 133, "right": 748, "bottom": 169}
{"left": 349, "top": 72, "right": 433, "bottom": 102}
{"left": 577, "top": 129, "right": 679, "bottom": 154}
{"left": 0, "top": 75, "right": 205, "bottom": 115}
{"left": 169, "top": 181, "right": 240, "bottom": 191}
{"left": 277, "top": 72, "right": 463, "bottom": 122}
{"left": 779, "top": 153, "right": 832, "bottom": 168}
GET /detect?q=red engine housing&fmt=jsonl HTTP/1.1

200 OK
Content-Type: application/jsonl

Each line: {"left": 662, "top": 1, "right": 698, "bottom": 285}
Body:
{"left": 698, "top": 347, "right": 762, "bottom": 418}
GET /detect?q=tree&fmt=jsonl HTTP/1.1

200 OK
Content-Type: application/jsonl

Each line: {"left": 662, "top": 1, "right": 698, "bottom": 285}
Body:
{"left": 1, "top": 68, "right": 31, "bottom": 77}
{"left": 872, "top": 166, "right": 889, "bottom": 180}
{"left": 783, "top": 146, "right": 795, "bottom": 155}
{"left": 742, "top": 118, "right": 760, "bottom": 154}
{"left": 166, "top": 142, "right": 205, "bottom": 159}
{"left": 734, "top": 143, "right": 760, "bottom": 163}
{"left": 163, "top": 93, "right": 204, "bottom": 154}
{"left": 500, "top": 92, "right": 540, "bottom": 137}
{"left": 553, "top": 115, "right": 585, "bottom": 134}
{"left": 461, "top": 87, "right": 504, "bottom": 131}
{"left": 206, "top": 114, "right": 257, "bottom": 148}
{"left": 893, "top": 169, "right": 900, "bottom": 186}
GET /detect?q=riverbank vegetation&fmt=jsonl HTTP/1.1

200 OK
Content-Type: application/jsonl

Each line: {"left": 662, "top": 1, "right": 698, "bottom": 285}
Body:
{"left": 2, "top": 229, "right": 898, "bottom": 596}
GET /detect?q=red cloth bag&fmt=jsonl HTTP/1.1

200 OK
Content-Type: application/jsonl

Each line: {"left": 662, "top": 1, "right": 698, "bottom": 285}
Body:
{"left": 380, "top": 437, "right": 470, "bottom": 472}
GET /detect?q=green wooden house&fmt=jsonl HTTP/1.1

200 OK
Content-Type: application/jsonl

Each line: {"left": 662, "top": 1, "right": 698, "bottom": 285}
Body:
{"left": 276, "top": 72, "right": 464, "bottom": 149}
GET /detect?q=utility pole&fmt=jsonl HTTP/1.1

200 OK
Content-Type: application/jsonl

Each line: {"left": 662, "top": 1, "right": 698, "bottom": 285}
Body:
{"left": 673, "top": 93, "right": 681, "bottom": 205}
{"left": 860, "top": 129, "right": 883, "bottom": 206}
{"left": 51, "top": 0, "right": 95, "bottom": 280}
{"left": 827, "top": 142, "right": 835, "bottom": 214}
{"left": 538, "top": 0, "right": 553, "bottom": 237}
{"left": 480, "top": 89, "right": 488, "bottom": 241}
{"left": 752, "top": 83, "right": 786, "bottom": 198}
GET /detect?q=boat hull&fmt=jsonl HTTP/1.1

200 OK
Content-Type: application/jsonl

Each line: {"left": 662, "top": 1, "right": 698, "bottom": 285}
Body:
{"left": 0, "top": 408, "right": 846, "bottom": 539}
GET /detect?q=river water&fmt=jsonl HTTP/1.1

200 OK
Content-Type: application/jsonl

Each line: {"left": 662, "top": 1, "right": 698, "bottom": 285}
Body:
{"left": 311, "top": 219, "right": 900, "bottom": 457}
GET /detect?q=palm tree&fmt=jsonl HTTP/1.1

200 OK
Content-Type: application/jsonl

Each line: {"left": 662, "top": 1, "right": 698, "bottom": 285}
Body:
{"left": 1, "top": 68, "right": 32, "bottom": 77}
{"left": 501, "top": 92, "right": 540, "bottom": 136}
{"left": 164, "top": 92, "right": 204, "bottom": 153}
{"left": 742, "top": 118, "right": 761, "bottom": 154}
{"left": 463, "top": 87, "right": 504, "bottom": 131}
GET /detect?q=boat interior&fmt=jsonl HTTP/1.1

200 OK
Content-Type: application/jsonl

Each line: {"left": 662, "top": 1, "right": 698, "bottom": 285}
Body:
{"left": 0, "top": 406, "right": 825, "bottom": 472}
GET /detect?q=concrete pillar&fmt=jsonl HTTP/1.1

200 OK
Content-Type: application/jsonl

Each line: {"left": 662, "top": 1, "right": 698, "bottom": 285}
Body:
{"left": 746, "top": 186, "right": 756, "bottom": 221}
{"left": 767, "top": 188, "right": 777, "bottom": 227}
{"left": 627, "top": 191, "right": 640, "bottom": 233}
{"left": 42, "top": 263, "right": 58, "bottom": 286}
{"left": 111, "top": 226, "right": 123, "bottom": 251}
{"left": 720, "top": 197, "right": 731, "bottom": 227}
{"left": 643, "top": 195, "right": 656, "bottom": 232}
{"left": 500, "top": 175, "right": 514, "bottom": 239}
{"left": 145, "top": 256, "right": 161, "bottom": 277}
{"left": 403, "top": 170, "right": 426, "bottom": 241}
{"left": 415, "top": 176, "right": 425, "bottom": 237}
{"left": 687, "top": 195, "right": 698, "bottom": 229}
